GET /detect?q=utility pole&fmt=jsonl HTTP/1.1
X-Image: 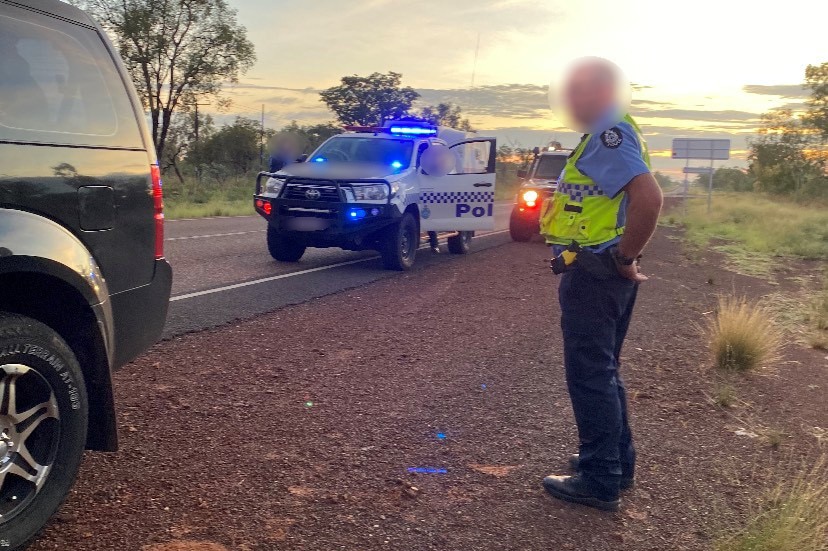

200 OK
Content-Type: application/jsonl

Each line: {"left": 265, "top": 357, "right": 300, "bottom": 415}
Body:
{"left": 194, "top": 103, "right": 200, "bottom": 143}
{"left": 192, "top": 101, "right": 210, "bottom": 186}
{"left": 260, "top": 104, "right": 265, "bottom": 168}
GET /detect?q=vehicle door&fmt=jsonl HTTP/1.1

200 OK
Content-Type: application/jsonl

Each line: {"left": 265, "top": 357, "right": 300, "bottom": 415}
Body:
{"left": 418, "top": 138, "right": 497, "bottom": 232}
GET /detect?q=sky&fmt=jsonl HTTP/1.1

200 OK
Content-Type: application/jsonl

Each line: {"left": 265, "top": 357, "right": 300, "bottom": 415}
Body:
{"left": 214, "top": 0, "right": 827, "bottom": 179}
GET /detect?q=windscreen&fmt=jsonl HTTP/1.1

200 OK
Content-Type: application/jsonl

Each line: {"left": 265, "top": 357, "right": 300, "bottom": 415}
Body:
{"left": 534, "top": 155, "right": 567, "bottom": 180}
{"left": 312, "top": 137, "right": 414, "bottom": 169}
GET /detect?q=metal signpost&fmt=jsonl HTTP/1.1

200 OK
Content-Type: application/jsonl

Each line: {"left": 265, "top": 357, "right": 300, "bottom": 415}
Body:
{"left": 672, "top": 138, "right": 731, "bottom": 212}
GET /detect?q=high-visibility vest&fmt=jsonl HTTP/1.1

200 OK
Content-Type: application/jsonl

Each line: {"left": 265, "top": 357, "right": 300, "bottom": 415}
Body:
{"left": 540, "top": 114, "right": 650, "bottom": 247}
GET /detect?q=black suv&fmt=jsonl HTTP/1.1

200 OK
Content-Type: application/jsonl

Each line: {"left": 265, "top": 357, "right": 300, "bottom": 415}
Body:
{"left": 0, "top": 1, "right": 171, "bottom": 547}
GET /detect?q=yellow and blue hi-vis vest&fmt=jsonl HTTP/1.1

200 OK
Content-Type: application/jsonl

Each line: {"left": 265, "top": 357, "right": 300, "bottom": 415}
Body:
{"left": 540, "top": 114, "right": 650, "bottom": 248}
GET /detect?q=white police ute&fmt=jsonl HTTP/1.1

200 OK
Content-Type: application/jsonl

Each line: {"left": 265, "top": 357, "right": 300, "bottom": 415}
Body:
{"left": 254, "top": 120, "right": 497, "bottom": 270}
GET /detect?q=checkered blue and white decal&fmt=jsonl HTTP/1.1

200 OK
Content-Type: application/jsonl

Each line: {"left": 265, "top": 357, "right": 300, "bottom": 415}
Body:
{"left": 558, "top": 182, "right": 604, "bottom": 203}
{"left": 420, "top": 191, "right": 495, "bottom": 204}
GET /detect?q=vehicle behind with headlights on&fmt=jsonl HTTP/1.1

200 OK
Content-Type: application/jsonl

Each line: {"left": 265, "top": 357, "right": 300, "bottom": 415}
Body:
{"left": 255, "top": 120, "right": 498, "bottom": 270}
{"left": 509, "top": 147, "right": 569, "bottom": 242}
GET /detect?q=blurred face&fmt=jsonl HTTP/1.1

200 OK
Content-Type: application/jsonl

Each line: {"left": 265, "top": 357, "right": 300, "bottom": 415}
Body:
{"left": 565, "top": 62, "right": 617, "bottom": 130}
{"left": 271, "top": 133, "right": 303, "bottom": 158}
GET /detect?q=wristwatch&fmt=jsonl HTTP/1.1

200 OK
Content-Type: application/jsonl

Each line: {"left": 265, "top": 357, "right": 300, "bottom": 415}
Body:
{"left": 612, "top": 248, "right": 637, "bottom": 266}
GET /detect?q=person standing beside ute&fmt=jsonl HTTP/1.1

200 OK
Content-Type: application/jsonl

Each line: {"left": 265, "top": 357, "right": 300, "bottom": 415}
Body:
{"left": 539, "top": 58, "right": 663, "bottom": 511}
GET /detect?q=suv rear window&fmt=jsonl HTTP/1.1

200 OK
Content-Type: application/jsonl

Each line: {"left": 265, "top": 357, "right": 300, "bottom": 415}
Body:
{"left": 0, "top": 6, "right": 143, "bottom": 148}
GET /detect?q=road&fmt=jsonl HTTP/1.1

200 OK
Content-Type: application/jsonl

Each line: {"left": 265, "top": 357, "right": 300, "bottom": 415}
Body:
{"left": 163, "top": 201, "right": 515, "bottom": 336}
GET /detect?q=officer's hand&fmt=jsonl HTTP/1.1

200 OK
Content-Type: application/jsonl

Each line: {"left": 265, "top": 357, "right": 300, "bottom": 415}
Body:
{"left": 617, "top": 261, "right": 648, "bottom": 283}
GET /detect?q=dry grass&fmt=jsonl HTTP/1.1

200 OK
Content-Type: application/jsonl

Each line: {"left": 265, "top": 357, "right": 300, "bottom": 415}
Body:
{"left": 713, "top": 382, "right": 737, "bottom": 408}
{"left": 715, "top": 457, "right": 828, "bottom": 551}
{"left": 673, "top": 194, "right": 828, "bottom": 261}
{"left": 706, "top": 296, "right": 783, "bottom": 372}
{"left": 805, "top": 282, "right": 828, "bottom": 350}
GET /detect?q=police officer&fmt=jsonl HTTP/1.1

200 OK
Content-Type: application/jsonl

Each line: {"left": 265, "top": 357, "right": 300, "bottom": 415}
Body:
{"left": 540, "top": 58, "right": 663, "bottom": 511}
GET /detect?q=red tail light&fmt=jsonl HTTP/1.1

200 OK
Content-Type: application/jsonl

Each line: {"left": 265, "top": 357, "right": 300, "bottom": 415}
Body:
{"left": 151, "top": 164, "right": 164, "bottom": 259}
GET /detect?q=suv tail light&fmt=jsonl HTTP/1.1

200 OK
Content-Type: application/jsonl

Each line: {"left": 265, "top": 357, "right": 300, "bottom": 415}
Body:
{"left": 151, "top": 164, "right": 164, "bottom": 259}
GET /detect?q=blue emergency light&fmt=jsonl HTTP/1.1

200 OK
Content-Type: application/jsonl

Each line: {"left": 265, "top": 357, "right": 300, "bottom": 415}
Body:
{"left": 344, "top": 120, "right": 438, "bottom": 137}
{"left": 388, "top": 125, "right": 437, "bottom": 136}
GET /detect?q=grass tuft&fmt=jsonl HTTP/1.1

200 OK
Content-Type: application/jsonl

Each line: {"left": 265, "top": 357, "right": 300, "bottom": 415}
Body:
{"left": 706, "top": 296, "right": 783, "bottom": 372}
{"left": 713, "top": 383, "right": 737, "bottom": 408}
{"left": 763, "top": 429, "right": 785, "bottom": 450}
{"left": 715, "top": 458, "right": 828, "bottom": 551}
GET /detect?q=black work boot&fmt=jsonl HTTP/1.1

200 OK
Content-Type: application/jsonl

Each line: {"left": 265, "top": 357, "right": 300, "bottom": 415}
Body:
{"left": 428, "top": 232, "right": 440, "bottom": 253}
{"left": 568, "top": 454, "right": 635, "bottom": 491}
{"left": 543, "top": 474, "right": 620, "bottom": 511}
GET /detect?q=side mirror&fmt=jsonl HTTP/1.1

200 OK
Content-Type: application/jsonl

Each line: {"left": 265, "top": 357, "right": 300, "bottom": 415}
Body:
{"left": 517, "top": 169, "right": 528, "bottom": 179}
{"left": 532, "top": 147, "right": 541, "bottom": 156}
{"left": 296, "top": 154, "right": 308, "bottom": 163}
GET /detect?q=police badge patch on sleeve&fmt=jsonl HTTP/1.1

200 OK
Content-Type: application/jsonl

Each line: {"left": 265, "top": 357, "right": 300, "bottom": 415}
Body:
{"left": 600, "top": 127, "right": 623, "bottom": 149}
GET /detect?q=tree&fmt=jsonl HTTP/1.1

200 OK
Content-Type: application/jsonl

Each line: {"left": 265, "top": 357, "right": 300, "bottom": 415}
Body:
{"left": 496, "top": 144, "right": 515, "bottom": 164}
{"left": 79, "top": 0, "right": 255, "bottom": 161}
{"left": 320, "top": 72, "right": 420, "bottom": 126}
{"left": 804, "top": 62, "right": 828, "bottom": 140}
{"left": 192, "top": 117, "right": 263, "bottom": 182}
{"left": 652, "top": 171, "right": 675, "bottom": 189}
{"left": 749, "top": 108, "right": 824, "bottom": 196}
{"left": 278, "top": 121, "right": 343, "bottom": 153}
{"left": 748, "top": 63, "right": 828, "bottom": 199}
{"left": 161, "top": 110, "right": 214, "bottom": 183}
{"left": 418, "top": 103, "right": 474, "bottom": 131}
{"left": 693, "top": 167, "right": 754, "bottom": 192}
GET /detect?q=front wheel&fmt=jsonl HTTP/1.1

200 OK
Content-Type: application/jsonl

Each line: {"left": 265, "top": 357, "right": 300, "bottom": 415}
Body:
{"left": 0, "top": 313, "right": 89, "bottom": 551}
{"left": 447, "top": 231, "right": 474, "bottom": 254}
{"left": 267, "top": 226, "right": 306, "bottom": 262}
{"left": 509, "top": 212, "right": 535, "bottom": 242}
{"left": 380, "top": 213, "right": 418, "bottom": 271}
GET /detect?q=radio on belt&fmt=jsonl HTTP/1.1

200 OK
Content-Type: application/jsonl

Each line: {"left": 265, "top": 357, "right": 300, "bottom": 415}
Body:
{"left": 254, "top": 119, "right": 498, "bottom": 271}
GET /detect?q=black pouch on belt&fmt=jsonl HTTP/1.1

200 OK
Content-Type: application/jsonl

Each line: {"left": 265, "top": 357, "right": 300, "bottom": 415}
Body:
{"left": 574, "top": 249, "right": 616, "bottom": 280}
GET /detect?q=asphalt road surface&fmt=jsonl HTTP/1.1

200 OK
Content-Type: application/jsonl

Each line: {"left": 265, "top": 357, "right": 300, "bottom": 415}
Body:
{"left": 163, "top": 201, "right": 516, "bottom": 337}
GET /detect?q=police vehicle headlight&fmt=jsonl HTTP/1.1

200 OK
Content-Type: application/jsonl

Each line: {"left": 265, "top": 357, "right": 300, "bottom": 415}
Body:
{"left": 351, "top": 184, "right": 389, "bottom": 201}
{"left": 264, "top": 177, "right": 286, "bottom": 196}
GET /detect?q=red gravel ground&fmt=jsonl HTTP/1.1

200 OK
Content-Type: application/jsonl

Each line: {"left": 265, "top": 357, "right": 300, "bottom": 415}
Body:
{"left": 29, "top": 228, "right": 828, "bottom": 551}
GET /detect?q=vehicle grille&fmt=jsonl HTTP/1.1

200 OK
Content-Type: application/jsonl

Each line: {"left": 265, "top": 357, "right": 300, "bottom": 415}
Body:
{"left": 283, "top": 180, "right": 341, "bottom": 202}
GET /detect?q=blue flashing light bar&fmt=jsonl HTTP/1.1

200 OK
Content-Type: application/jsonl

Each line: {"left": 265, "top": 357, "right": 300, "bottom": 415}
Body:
{"left": 313, "top": 157, "right": 326, "bottom": 163}
{"left": 390, "top": 160, "right": 403, "bottom": 169}
{"left": 348, "top": 208, "right": 367, "bottom": 220}
{"left": 388, "top": 125, "right": 437, "bottom": 136}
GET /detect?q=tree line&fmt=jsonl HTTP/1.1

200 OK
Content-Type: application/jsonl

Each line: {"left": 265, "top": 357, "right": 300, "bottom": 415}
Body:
{"left": 699, "top": 63, "right": 828, "bottom": 198}
{"left": 76, "top": 1, "right": 826, "bottom": 198}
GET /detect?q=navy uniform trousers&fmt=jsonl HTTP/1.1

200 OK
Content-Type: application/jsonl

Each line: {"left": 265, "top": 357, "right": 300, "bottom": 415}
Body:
{"left": 558, "top": 253, "right": 638, "bottom": 500}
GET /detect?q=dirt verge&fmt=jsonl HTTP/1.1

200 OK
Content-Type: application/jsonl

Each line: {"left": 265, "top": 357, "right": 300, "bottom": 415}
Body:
{"left": 30, "top": 228, "right": 828, "bottom": 551}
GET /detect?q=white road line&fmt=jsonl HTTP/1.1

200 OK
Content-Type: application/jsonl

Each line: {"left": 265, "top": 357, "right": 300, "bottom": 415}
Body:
{"left": 166, "top": 215, "right": 257, "bottom": 222}
{"left": 166, "top": 230, "right": 265, "bottom": 242}
{"left": 170, "top": 229, "right": 510, "bottom": 302}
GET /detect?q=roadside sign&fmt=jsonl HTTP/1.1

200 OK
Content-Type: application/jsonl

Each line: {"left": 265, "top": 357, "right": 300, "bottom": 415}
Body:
{"left": 672, "top": 138, "right": 730, "bottom": 160}
{"left": 673, "top": 138, "right": 731, "bottom": 213}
